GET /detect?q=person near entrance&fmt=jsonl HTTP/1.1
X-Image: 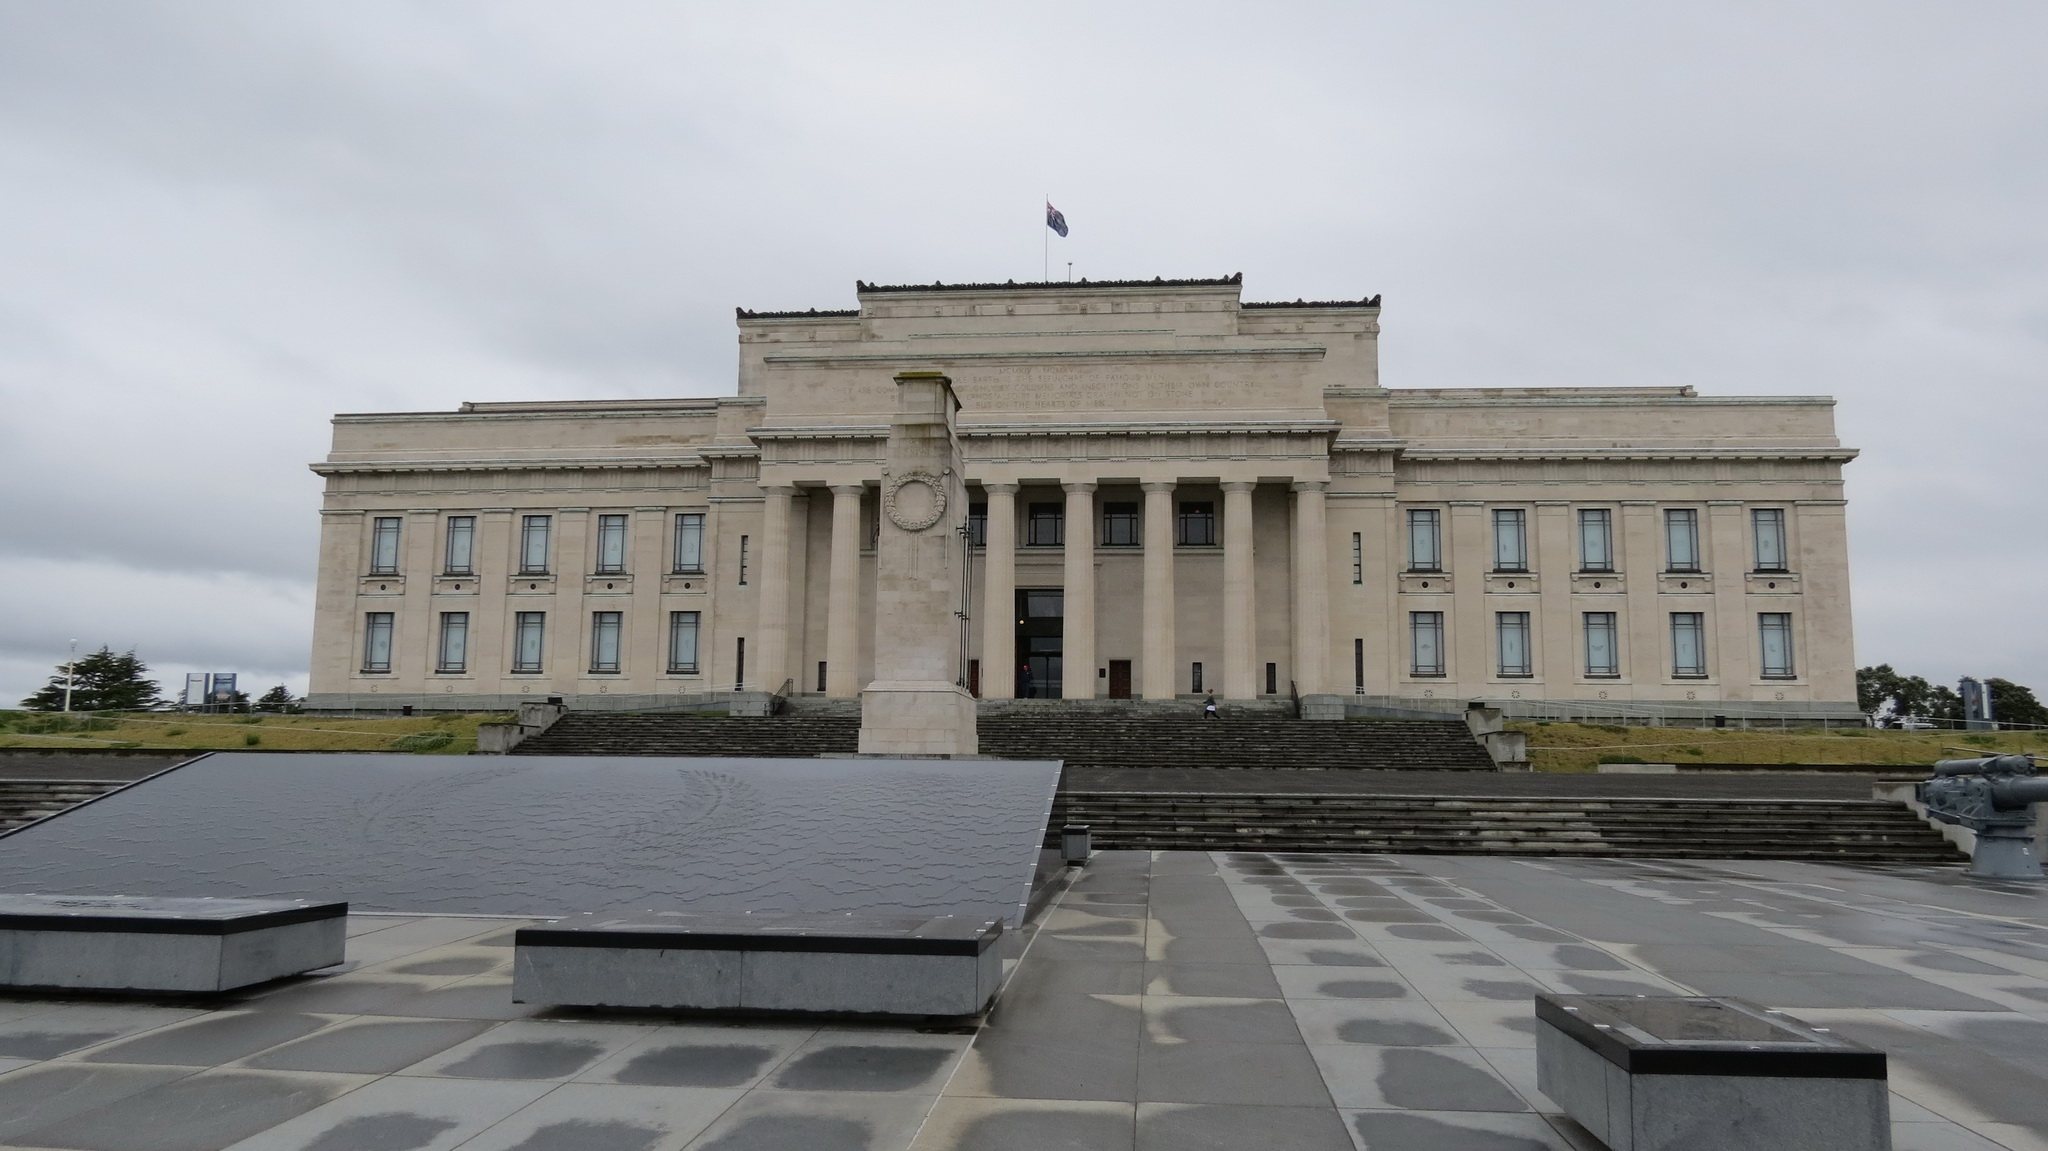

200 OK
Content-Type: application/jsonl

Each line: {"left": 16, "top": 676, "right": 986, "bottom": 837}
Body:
{"left": 1204, "top": 693, "right": 1219, "bottom": 719}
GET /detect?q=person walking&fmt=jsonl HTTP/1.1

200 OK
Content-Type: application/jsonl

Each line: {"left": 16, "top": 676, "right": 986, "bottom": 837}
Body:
{"left": 1203, "top": 692, "right": 1219, "bottom": 720}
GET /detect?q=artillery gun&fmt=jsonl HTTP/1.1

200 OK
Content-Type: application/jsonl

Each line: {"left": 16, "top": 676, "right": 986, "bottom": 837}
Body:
{"left": 1918, "top": 755, "right": 2048, "bottom": 878}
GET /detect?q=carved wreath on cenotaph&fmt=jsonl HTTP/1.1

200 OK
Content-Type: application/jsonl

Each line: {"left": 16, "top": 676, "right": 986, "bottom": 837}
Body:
{"left": 883, "top": 469, "right": 949, "bottom": 532}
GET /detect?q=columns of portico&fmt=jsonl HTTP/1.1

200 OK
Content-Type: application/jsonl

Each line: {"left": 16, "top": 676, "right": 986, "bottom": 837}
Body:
{"left": 980, "top": 484, "right": 1018, "bottom": 699}
{"left": 1222, "top": 481, "right": 1257, "bottom": 700}
{"left": 824, "top": 484, "right": 864, "bottom": 697}
{"left": 1141, "top": 481, "right": 1176, "bottom": 699}
{"left": 753, "top": 484, "right": 795, "bottom": 693}
{"left": 1291, "top": 481, "right": 1329, "bottom": 695}
{"left": 1063, "top": 481, "right": 1097, "bottom": 699}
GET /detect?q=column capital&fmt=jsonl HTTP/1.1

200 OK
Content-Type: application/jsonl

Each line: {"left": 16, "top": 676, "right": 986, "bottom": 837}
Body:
{"left": 980, "top": 482, "right": 1020, "bottom": 495}
{"left": 1289, "top": 480, "right": 1328, "bottom": 494}
{"left": 759, "top": 483, "right": 798, "bottom": 497}
{"left": 1140, "top": 480, "right": 1177, "bottom": 494}
{"left": 829, "top": 484, "right": 867, "bottom": 497}
{"left": 1062, "top": 481, "right": 1098, "bottom": 494}
{"left": 1220, "top": 481, "right": 1257, "bottom": 494}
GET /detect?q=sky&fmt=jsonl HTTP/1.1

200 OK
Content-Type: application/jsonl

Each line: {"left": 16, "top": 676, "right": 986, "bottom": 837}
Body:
{"left": 1, "top": 2, "right": 2043, "bottom": 705}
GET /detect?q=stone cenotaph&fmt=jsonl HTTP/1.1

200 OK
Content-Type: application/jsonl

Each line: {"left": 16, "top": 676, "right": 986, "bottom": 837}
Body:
{"left": 856, "top": 371, "right": 980, "bottom": 756}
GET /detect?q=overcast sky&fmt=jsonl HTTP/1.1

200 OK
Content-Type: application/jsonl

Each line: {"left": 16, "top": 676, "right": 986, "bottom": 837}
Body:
{"left": 2, "top": 2, "right": 2042, "bottom": 705}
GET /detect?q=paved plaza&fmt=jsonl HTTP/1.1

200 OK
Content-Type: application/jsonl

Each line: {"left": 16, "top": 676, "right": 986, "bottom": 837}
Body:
{"left": 0, "top": 851, "right": 2043, "bottom": 1150}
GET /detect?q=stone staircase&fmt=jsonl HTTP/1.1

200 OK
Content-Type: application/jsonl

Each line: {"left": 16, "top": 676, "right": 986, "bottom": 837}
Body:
{"left": 511, "top": 713, "right": 1497, "bottom": 772}
{"left": 0, "top": 780, "right": 127, "bottom": 833}
{"left": 1049, "top": 792, "right": 1963, "bottom": 862}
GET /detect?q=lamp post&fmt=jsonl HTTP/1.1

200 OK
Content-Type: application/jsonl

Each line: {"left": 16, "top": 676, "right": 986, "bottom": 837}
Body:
{"left": 61, "top": 639, "right": 77, "bottom": 713}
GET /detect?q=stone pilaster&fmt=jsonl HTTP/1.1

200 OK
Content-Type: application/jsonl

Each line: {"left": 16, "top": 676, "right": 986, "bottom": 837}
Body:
{"left": 980, "top": 483, "right": 1018, "bottom": 700}
{"left": 824, "top": 484, "right": 864, "bottom": 698}
{"left": 1290, "top": 482, "right": 1329, "bottom": 694}
{"left": 1062, "top": 481, "right": 1097, "bottom": 700}
{"left": 1222, "top": 481, "right": 1257, "bottom": 700}
{"left": 1141, "top": 481, "right": 1176, "bottom": 699}
{"left": 753, "top": 485, "right": 795, "bottom": 694}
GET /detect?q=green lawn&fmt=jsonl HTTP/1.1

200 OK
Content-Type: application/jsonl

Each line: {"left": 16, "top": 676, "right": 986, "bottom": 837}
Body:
{"left": 1515, "top": 721, "right": 2043, "bottom": 773}
{"left": 0, "top": 711, "right": 510, "bottom": 755}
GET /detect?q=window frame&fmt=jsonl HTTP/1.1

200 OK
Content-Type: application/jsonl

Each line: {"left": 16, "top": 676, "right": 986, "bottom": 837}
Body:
{"left": 368, "top": 517, "right": 402, "bottom": 576}
{"left": 442, "top": 516, "right": 476, "bottom": 576}
{"left": 1409, "top": 611, "right": 1446, "bottom": 678}
{"left": 1025, "top": 502, "right": 1065, "bottom": 547}
{"left": 1577, "top": 508, "right": 1614, "bottom": 572}
{"left": 1176, "top": 501, "right": 1216, "bottom": 547}
{"left": 1751, "top": 508, "right": 1789, "bottom": 573}
{"left": 518, "top": 515, "right": 552, "bottom": 576}
{"left": 1759, "top": 612, "right": 1796, "bottom": 679}
{"left": 667, "top": 610, "right": 701, "bottom": 674}
{"left": 594, "top": 514, "right": 630, "bottom": 575}
{"left": 1583, "top": 611, "right": 1620, "bottom": 678}
{"left": 737, "top": 534, "right": 749, "bottom": 586}
{"left": 966, "top": 503, "right": 987, "bottom": 547}
{"left": 1664, "top": 508, "right": 1701, "bottom": 574}
{"left": 511, "top": 611, "right": 546, "bottom": 673}
{"left": 1100, "top": 501, "right": 1140, "bottom": 547}
{"left": 1491, "top": 508, "right": 1529, "bottom": 573}
{"left": 1496, "top": 611, "right": 1533, "bottom": 677}
{"left": 436, "top": 611, "right": 469, "bottom": 674}
{"left": 1351, "top": 532, "right": 1364, "bottom": 585}
{"left": 1406, "top": 508, "right": 1442, "bottom": 573}
{"left": 361, "top": 612, "right": 394, "bottom": 673}
{"left": 672, "top": 512, "right": 706, "bottom": 574}
{"left": 1670, "top": 612, "right": 1707, "bottom": 678}
{"left": 589, "top": 611, "right": 623, "bottom": 674}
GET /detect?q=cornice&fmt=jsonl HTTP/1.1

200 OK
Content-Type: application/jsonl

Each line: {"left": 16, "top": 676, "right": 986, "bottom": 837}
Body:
{"left": 958, "top": 420, "right": 1338, "bottom": 438}
{"left": 761, "top": 346, "right": 1326, "bottom": 369}
{"left": 311, "top": 455, "right": 708, "bottom": 476}
{"left": 1397, "top": 447, "right": 1858, "bottom": 463}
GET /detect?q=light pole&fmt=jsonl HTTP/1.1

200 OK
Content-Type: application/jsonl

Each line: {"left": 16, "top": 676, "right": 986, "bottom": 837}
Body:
{"left": 61, "top": 639, "right": 77, "bottom": 713}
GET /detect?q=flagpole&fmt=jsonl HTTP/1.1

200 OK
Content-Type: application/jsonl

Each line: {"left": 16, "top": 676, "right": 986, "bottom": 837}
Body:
{"left": 1042, "top": 193, "right": 1048, "bottom": 282}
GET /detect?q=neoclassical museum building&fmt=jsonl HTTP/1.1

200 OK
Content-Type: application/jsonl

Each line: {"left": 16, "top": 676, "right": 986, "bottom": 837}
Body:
{"left": 307, "top": 275, "right": 1859, "bottom": 719}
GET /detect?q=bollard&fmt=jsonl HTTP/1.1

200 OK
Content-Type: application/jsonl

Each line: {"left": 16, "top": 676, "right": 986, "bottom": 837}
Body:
{"left": 1061, "top": 824, "right": 1092, "bottom": 865}
{"left": 1919, "top": 755, "right": 2048, "bottom": 878}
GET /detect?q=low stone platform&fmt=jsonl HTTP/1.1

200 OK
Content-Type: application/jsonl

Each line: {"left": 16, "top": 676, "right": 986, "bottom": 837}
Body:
{"left": 0, "top": 894, "right": 345, "bottom": 993}
{"left": 513, "top": 912, "right": 1004, "bottom": 1016}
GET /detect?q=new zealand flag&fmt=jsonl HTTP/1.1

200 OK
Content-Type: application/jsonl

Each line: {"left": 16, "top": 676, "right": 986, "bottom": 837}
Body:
{"left": 1045, "top": 202, "right": 1069, "bottom": 237}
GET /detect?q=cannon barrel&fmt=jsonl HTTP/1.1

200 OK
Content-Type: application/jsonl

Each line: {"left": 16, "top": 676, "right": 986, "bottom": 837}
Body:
{"left": 1992, "top": 777, "right": 2048, "bottom": 811}
{"left": 1933, "top": 755, "right": 2037, "bottom": 778}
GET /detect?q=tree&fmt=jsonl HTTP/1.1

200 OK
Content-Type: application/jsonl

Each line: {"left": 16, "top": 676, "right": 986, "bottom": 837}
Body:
{"left": 20, "top": 648, "right": 163, "bottom": 712}
{"left": 256, "top": 684, "right": 300, "bottom": 714}
{"left": 1858, "top": 664, "right": 1947, "bottom": 723}
{"left": 1857, "top": 665, "right": 1905, "bottom": 715}
{"left": 1988, "top": 679, "right": 2048, "bottom": 729}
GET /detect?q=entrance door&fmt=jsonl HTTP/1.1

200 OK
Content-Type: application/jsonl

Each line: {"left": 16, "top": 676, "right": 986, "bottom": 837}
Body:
{"left": 1016, "top": 588, "right": 1064, "bottom": 698}
{"left": 1107, "top": 660, "right": 1132, "bottom": 699}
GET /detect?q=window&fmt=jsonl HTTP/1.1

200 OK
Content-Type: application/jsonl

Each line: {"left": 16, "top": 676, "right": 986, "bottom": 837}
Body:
{"left": 1492, "top": 509, "right": 1528, "bottom": 572}
{"left": 1671, "top": 612, "right": 1706, "bottom": 678}
{"left": 1023, "top": 589, "right": 1064, "bottom": 617}
{"left": 738, "top": 535, "right": 749, "bottom": 585}
{"left": 1664, "top": 508, "right": 1700, "bottom": 573}
{"left": 1351, "top": 532, "right": 1364, "bottom": 585}
{"left": 1410, "top": 612, "right": 1446, "bottom": 676}
{"left": 595, "top": 514, "right": 629, "bottom": 574}
{"left": 1497, "top": 612, "right": 1532, "bottom": 677}
{"left": 673, "top": 513, "right": 705, "bottom": 574}
{"left": 443, "top": 517, "right": 475, "bottom": 575}
{"left": 1353, "top": 637, "right": 1365, "bottom": 693}
{"left": 967, "top": 503, "right": 987, "bottom": 547}
{"left": 816, "top": 661, "right": 827, "bottom": 692}
{"left": 1190, "top": 662, "right": 1204, "bottom": 692}
{"left": 362, "top": 612, "right": 394, "bottom": 672}
{"left": 668, "top": 611, "right": 701, "bottom": 674}
{"left": 734, "top": 637, "right": 746, "bottom": 692}
{"left": 1026, "top": 503, "right": 1064, "bottom": 547}
{"left": 1406, "top": 509, "right": 1442, "bottom": 572}
{"left": 512, "top": 612, "right": 546, "bottom": 673}
{"left": 590, "top": 611, "right": 622, "bottom": 673}
{"left": 436, "top": 612, "right": 468, "bottom": 673}
{"left": 519, "top": 515, "right": 552, "bottom": 575}
{"left": 1583, "top": 612, "right": 1619, "bottom": 677}
{"left": 1102, "top": 502, "right": 1140, "bottom": 547}
{"left": 1265, "top": 663, "right": 1278, "bottom": 695}
{"left": 1752, "top": 508, "right": 1788, "bottom": 572}
{"left": 369, "top": 517, "right": 402, "bottom": 575}
{"left": 1177, "top": 501, "right": 1216, "bottom": 546}
{"left": 1759, "top": 613, "right": 1796, "bottom": 678}
{"left": 1578, "top": 509, "right": 1614, "bottom": 572}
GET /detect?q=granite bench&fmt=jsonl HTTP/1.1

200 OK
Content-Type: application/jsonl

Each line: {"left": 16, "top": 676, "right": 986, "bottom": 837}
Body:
{"left": 513, "top": 911, "right": 1005, "bottom": 1016}
{"left": 1536, "top": 993, "right": 1889, "bottom": 1151}
{"left": 0, "top": 894, "right": 347, "bottom": 993}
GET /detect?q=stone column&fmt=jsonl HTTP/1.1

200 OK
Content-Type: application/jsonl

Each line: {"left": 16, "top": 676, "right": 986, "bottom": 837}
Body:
{"left": 980, "top": 483, "right": 1018, "bottom": 699}
{"left": 1222, "top": 481, "right": 1257, "bottom": 700}
{"left": 753, "top": 484, "right": 794, "bottom": 694}
{"left": 1062, "top": 481, "right": 1097, "bottom": 700}
{"left": 1141, "top": 481, "right": 1176, "bottom": 699}
{"left": 824, "top": 484, "right": 864, "bottom": 698}
{"left": 1290, "top": 482, "right": 1329, "bottom": 695}
{"left": 858, "top": 371, "right": 978, "bottom": 756}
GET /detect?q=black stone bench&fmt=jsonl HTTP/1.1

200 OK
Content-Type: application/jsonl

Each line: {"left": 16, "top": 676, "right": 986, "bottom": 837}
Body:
{"left": 0, "top": 894, "right": 346, "bottom": 993}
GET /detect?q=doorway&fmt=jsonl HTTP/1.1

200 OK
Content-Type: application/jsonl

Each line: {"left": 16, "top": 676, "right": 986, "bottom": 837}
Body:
{"left": 1016, "top": 588, "right": 1063, "bottom": 698}
{"left": 1107, "top": 660, "right": 1132, "bottom": 699}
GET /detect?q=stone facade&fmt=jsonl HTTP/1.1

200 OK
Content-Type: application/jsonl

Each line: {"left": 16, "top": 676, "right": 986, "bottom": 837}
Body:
{"left": 307, "top": 275, "right": 1858, "bottom": 718}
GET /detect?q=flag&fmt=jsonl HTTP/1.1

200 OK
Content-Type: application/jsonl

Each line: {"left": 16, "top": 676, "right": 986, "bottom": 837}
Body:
{"left": 1045, "top": 202, "right": 1069, "bottom": 237}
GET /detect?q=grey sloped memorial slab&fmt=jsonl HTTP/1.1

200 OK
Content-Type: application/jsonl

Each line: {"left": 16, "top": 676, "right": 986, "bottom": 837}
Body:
{"left": 513, "top": 911, "right": 1004, "bottom": 1015}
{"left": 0, "top": 894, "right": 345, "bottom": 993}
{"left": 1535, "top": 993, "right": 1889, "bottom": 1151}
{"left": 0, "top": 754, "right": 1061, "bottom": 926}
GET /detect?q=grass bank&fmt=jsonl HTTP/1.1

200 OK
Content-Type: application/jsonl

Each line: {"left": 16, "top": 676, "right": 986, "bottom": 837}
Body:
{"left": 1515, "top": 721, "right": 2045, "bottom": 773}
{"left": 0, "top": 712, "right": 510, "bottom": 755}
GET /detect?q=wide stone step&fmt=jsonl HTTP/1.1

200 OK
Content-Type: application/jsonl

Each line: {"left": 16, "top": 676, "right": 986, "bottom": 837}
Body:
{"left": 0, "top": 780, "right": 127, "bottom": 831}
